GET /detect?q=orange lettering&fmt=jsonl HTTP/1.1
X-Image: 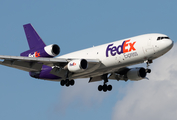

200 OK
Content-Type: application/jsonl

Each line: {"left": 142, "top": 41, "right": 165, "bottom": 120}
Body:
{"left": 123, "top": 40, "right": 130, "bottom": 53}
{"left": 35, "top": 52, "right": 40, "bottom": 57}
{"left": 129, "top": 42, "right": 136, "bottom": 51}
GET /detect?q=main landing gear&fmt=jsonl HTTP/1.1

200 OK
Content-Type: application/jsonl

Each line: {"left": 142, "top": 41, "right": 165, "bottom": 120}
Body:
{"left": 60, "top": 70, "right": 75, "bottom": 87}
{"left": 60, "top": 79, "right": 75, "bottom": 87}
{"left": 98, "top": 74, "right": 112, "bottom": 92}
{"left": 98, "top": 84, "right": 112, "bottom": 92}
{"left": 146, "top": 60, "right": 152, "bottom": 73}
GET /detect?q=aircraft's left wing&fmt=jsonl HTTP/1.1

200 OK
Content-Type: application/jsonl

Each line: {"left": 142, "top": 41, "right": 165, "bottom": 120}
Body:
{"left": 0, "top": 55, "right": 100, "bottom": 72}
{"left": 0, "top": 55, "right": 67, "bottom": 72}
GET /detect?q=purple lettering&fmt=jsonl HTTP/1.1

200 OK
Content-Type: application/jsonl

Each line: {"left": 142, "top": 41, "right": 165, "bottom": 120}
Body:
{"left": 117, "top": 45, "right": 123, "bottom": 54}
{"left": 111, "top": 46, "right": 117, "bottom": 56}
{"left": 106, "top": 40, "right": 136, "bottom": 57}
{"left": 106, "top": 44, "right": 113, "bottom": 57}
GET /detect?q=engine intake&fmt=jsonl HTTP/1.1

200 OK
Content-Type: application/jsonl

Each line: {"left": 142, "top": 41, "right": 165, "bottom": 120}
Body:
{"left": 44, "top": 44, "right": 60, "bottom": 57}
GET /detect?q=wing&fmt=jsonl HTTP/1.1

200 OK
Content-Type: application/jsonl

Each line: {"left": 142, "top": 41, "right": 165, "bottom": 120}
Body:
{"left": 0, "top": 55, "right": 67, "bottom": 72}
{"left": 0, "top": 55, "right": 100, "bottom": 72}
{"left": 89, "top": 67, "right": 130, "bottom": 82}
{"left": 108, "top": 67, "right": 130, "bottom": 81}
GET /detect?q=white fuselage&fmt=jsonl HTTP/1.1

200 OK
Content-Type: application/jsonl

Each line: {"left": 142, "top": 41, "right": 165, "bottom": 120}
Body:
{"left": 58, "top": 33, "right": 173, "bottom": 79}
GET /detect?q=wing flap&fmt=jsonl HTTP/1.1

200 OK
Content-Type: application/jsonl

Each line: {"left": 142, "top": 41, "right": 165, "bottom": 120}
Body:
{"left": 89, "top": 76, "right": 102, "bottom": 82}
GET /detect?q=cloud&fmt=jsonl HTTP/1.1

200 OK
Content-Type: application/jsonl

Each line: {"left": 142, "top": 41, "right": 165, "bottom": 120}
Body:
{"left": 112, "top": 43, "right": 177, "bottom": 120}
{"left": 53, "top": 79, "right": 108, "bottom": 114}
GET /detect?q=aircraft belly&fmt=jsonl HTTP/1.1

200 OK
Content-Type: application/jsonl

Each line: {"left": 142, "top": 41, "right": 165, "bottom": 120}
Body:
{"left": 71, "top": 58, "right": 144, "bottom": 79}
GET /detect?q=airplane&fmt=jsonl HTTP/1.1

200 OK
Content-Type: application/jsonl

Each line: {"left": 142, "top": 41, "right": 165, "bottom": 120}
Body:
{"left": 0, "top": 23, "right": 174, "bottom": 92}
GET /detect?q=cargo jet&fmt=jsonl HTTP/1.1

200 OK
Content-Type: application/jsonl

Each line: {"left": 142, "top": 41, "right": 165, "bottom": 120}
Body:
{"left": 0, "top": 24, "right": 173, "bottom": 92}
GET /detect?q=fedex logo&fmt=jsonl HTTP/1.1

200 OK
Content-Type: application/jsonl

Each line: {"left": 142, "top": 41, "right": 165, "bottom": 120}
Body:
{"left": 70, "top": 62, "right": 76, "bottom": 66}
{"left": 28, "top": 52, "right": 40, "bottom": 57}
{"left": 106, "top": 40, "right": 136, "bottom": 57}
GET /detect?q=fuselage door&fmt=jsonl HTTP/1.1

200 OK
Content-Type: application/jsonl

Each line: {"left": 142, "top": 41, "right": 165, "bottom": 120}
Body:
{"left": 147, "top": 37, "right": 151, "bottom": 46}
{"left": 143, "top": 37, "right": 155, "bottom": 57}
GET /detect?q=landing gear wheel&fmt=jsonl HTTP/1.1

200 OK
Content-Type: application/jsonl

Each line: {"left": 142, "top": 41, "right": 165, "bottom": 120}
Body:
{"left": 65, "top": 79, "right": 70, "bottom": 87}
{"left": 65, "top": 82, "right": 70, "bottom": 87}
{"left": 103, "top": 84, "right": 107, "bottom": 92}
{"left": 70, "top": 80, "right": 75, "bottom": 86}
{"left": 98, "top": 85, "right": 103, "bottom": 91}
{"left": 107, "top": 85, "right": 112, "bottom": 91}
{"left": 60, "top": 79, "right": 75, "bottom": 87}
{"left": 60, "top": 80, "right": 65, "bottom": 86}
{"left": 146, "top": 60, "right": 152, "bottom": 73}
{"left": 146, "top": 69, "right": 151, "bottom": 73}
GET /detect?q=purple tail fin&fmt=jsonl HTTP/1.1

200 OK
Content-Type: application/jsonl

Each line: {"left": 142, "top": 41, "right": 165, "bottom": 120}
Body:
{"left": 21, "top": 23, "right": 60, "bottom": 57}
{"left": 23, "top": 23, "right": 46, "bottom": 49}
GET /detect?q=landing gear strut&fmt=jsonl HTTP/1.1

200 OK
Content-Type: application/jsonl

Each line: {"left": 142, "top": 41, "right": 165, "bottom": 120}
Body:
{"left": 146, "top": 60, "right": 152, "bottom": 73}
{"left": 60, "top": 70, "right": 75, "bottom": 87}
{"left": 98, "top": 74, "right": 112, "bottom": 92}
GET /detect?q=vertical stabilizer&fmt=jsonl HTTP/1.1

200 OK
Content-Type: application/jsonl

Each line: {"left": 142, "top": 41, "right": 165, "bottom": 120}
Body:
{"left": 23, "top": 23, "right": 46, "bottom": 49}
{"left": 21, "top": 24, "right": 60, "bottom": 57}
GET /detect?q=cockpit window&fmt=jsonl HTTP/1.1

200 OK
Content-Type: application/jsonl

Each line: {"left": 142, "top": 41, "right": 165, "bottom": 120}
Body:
{"left": 157, "top": 37, "right": 170, "bottom": 40}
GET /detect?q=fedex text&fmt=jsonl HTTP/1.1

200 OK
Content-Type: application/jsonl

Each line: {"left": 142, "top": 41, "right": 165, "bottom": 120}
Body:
{"left": 106, "top": 40, "right": 136, "bottom": 57}
{"left": 70, "top": 62, "right": 76, "bottom": 66}
{"left": 28, "top": 52, "right": 40, "bottom": 57}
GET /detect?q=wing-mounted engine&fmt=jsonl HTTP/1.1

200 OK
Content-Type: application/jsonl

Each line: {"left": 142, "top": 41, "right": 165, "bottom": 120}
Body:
{"left": 127, "top": 67, "right": 147, "bottom": 81}
{"left": 20, "top": 44, "right": 60, "bottom": 58}
{"left": 109, "top": 67, "right": 147, "bottom": 81}
{"left": 67, "top": 59, "right": 88, "bottom": 72}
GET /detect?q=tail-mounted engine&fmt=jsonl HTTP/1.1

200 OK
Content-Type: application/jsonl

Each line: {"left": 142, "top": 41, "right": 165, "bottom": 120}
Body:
{"left": 67, "top": 59, "right": 88, "bottom": 72}
{"left": 127, "top": 67, "right": 147, "bottom": 81}
{"left": 20, "top": 44, "right": 60, "bottom": 58}
{"left": 44, "top": 44, "right": 60, "bottom": 57}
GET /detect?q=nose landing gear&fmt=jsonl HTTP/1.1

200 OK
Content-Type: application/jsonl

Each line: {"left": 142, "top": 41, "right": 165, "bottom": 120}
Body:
{"left": 146, "top": 69, "right": 151, "bottom": 73}
{"left": 145, "top": 60, "right": 152, "bottom": 73}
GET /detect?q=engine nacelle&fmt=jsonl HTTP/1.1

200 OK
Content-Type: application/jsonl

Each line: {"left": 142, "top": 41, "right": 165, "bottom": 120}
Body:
{"left": 67, "top": 59, "right": 88, "bottom": 72}
{"left": 44, "top": 44, "right": 60, "bottom": 57}
{"left": 127, "top": 67, "right": 147, "bottom": 81}
{"left": 20, "top": 44, "right": 60, "bottom": 58}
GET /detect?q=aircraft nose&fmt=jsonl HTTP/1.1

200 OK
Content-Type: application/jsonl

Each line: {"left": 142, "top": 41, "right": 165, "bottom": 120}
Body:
{"left": 158, "top": 37, "right": 174, "bottom": 53}
{"left": 166, "top": 39, "right": 174, "bottom": 49}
